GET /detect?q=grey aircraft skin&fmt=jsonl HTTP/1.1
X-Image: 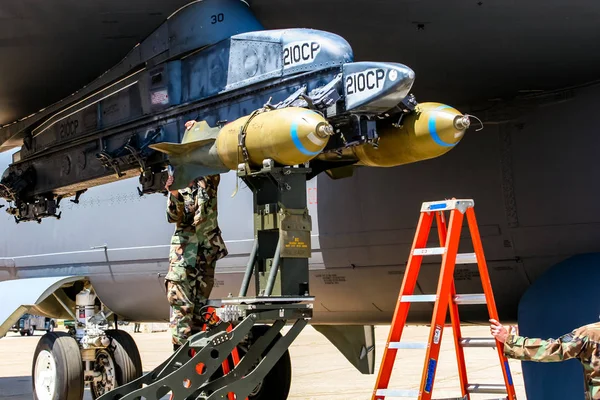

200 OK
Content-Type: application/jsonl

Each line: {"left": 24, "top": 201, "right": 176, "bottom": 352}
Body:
{"left": 1, "top": 1, "right": 600, "bottom": 398}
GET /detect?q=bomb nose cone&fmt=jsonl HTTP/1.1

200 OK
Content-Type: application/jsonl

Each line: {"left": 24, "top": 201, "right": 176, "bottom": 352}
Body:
{"left": 418, "top": 102, "right": 469, "bottom": 148}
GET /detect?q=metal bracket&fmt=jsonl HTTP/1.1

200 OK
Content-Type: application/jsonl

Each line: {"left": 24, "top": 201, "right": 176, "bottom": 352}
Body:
{"left": 346, "top": 114, "right": 378, "bottom": 147}
{"left": 96, "top": 129, "right": 161, "bottom": 179}
{"left": 275, "top": 74, "right": 342, "bottom": 113}
{"left": 275, "top": 86, "right": 308, "bottom": 109}
{"left": 124, "top": 143, "right": 146, "bottom": 172}
{"left": 8, "top": 197, "right": 62, "bottom": 223}
{"left": 96, "top": 151, "right": 124, "bottom": 178}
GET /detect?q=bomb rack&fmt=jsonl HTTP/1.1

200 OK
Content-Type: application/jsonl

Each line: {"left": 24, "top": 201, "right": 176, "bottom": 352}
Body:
{"left": 97, "top": 162, "right": 314, "bottom": 400}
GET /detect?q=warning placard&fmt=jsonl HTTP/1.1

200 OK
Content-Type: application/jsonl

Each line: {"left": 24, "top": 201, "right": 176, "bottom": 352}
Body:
{"left": 285, "top": 237, "right": 308, "bottom": 249}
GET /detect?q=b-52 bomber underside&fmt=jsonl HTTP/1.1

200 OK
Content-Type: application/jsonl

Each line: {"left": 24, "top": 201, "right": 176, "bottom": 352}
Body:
{"left": 0, "top": 0, "right": 473, "bottom": 223}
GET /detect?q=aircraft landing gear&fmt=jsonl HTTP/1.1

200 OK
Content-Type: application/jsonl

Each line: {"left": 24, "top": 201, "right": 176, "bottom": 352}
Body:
{"left": 31, "top": 286, "right": 142, "bottom": 400}
{"left": 89, "top": 330, "right": 142, "bottom": 399}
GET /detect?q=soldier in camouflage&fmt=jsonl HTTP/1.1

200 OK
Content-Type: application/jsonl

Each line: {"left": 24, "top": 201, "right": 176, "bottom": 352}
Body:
{"left": 164, "top": 120, "right": 228, "bottom": 350}
{"left": 490, "top": 318, "right": 600, "bottom": 399}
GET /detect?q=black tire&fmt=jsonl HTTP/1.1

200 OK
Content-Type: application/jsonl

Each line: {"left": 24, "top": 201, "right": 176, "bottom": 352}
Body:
{"left": 241, "top": 324, "right": 292, "bottom": 400}
{"left": 27, "top": 327, "right": 34, "bottom": 336}
{"left": 20, "top": 331, "right": 26, "bottom": 336}
{"left": 32, "top": 332, "right": 84, "bottom": 400}
{"left": 47, "top": 322, "right": 55, "bottom": 333}
{"left": 90, "top": 329, "right": 143, "bottom": 399}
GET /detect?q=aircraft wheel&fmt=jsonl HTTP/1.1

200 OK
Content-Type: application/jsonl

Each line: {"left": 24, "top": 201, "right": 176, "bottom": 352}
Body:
{"left": 90, "top": 329, "right": 142, "bottom": 399}
{"left": 239, "top": 324, "right": 292, "bottom": 400}
{"left": 32, "top": 332, "right": 84, "bottom": 400}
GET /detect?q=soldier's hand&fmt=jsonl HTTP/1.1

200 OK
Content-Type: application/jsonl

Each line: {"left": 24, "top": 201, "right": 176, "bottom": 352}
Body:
{"left": 185, "top": 120, "right": 197, "bottom": 130}
{"left": 489, "top": 319, "right": 509, "bottom": 343}
{"left": 165, "top": 175, "right": 180, "bottom": 198}
{"left": 165, "top": 174, "right": 174, "bottom": 190}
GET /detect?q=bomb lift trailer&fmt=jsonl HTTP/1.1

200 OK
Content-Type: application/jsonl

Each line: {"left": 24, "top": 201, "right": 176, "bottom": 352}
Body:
{"left": 98, "top": 161, "right": 315, "bottom": 400}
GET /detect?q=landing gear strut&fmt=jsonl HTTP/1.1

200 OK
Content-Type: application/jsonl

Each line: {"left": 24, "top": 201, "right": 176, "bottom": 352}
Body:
{"left": 98, "top": 162, "right": 315, "bottom": 400}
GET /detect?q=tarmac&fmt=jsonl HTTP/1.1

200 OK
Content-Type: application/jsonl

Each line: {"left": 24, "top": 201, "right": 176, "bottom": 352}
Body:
{"left": 0, "top": 324, "right": 527, "bottom": 399}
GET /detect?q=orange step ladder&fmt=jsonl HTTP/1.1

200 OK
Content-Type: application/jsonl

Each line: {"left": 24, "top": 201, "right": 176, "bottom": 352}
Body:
{"left": 372, "top": 199, "right": 517, "bottom": 400}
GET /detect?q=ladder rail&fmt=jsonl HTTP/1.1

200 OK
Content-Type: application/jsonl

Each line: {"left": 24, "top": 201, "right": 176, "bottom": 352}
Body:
{"left": 448, "top": 281, "right": 469, "bottom": 398}
{"left": 466, "top": 208, "right": 517, "bottom": 399}
{"left": 436, "top": 212, "right": 469, "bottom": 400}
{"left": 417, "top": 209, "right": 465, "bottom": 400}
{"left": 372, "top": 211, "right": 436, "bottom": 398}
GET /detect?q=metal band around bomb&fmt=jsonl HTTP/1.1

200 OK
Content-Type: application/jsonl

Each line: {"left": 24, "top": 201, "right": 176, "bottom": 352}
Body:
{"left": 237, "top": 108, "right": 265, "bottom": 170}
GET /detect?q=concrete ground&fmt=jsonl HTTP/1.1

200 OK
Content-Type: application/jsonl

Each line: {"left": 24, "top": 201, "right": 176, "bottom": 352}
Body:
{"left": 0, "top": 324, "right": 527, "bottom": 399}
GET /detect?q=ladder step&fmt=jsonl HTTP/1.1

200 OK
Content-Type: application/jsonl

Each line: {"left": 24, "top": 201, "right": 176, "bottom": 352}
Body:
{"left": 412, "top": 249, "right": 477, "bottom": 265}
{"left": 432, "top": 397, "right": 468, "bottom": 400}
{"left": 400, "top": 295, "right": 437, "bottom": 302}
{"left": 400, "top": 294, "right": 486, "bottom": 305}
{"left": 375, "top": 391, "right": 503, "bottom": 400}
{"left": 413, "top": 247, "right": 445, "bottom": 256}
{"left": 421, "top": 199, "right": 474, "bottom": 212}
{"left": 459, "top": 337, "right": 497, "bottom": 348}
{"left": 454, "top": 294, "right": 486, "bottom": 305}
{"left": 455, "top": 252, "right": 476, "bottom": 264}
{"left": 376, "top": 388, "right": 506, "bottom": 399}
{"left": 375, "top": 389, "right": 418, "bottom": 397}
{"left": 467, "top": 384, "right": 508, "bottom": 394}
{"left": 388, "top": 341, "right": 428, "bottom": 349}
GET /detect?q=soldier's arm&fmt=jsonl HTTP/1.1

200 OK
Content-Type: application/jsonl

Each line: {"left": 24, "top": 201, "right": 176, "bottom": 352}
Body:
{"left": 201, "top": 175, "right": 220, "bottom": 198}
{"left": 165, "top": 174, "right": 185, "bottom": 224}
{"left": 503, "top": 329, "right": 587, "bottom": 362}
{"left": 166, "top": 192, "right": 185, "bottom": 223}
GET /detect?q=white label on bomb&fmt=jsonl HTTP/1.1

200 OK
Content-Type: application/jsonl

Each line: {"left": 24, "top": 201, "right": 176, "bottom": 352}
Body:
{"left": 345, "top": 68, "right": 387, "bottom": 108}
{"left": 307, "top": 131, "right": 325, "bottom": 146}
{"left": 283, "top": 41, "right": 321, "bottom": 69}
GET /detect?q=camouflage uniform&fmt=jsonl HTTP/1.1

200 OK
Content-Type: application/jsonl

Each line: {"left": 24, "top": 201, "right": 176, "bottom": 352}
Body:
{"left": 503, "top": 322, "right": 600, "bottom": 399}
{"left": 165, "top": 175, "right": 228, "bottom": 347}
